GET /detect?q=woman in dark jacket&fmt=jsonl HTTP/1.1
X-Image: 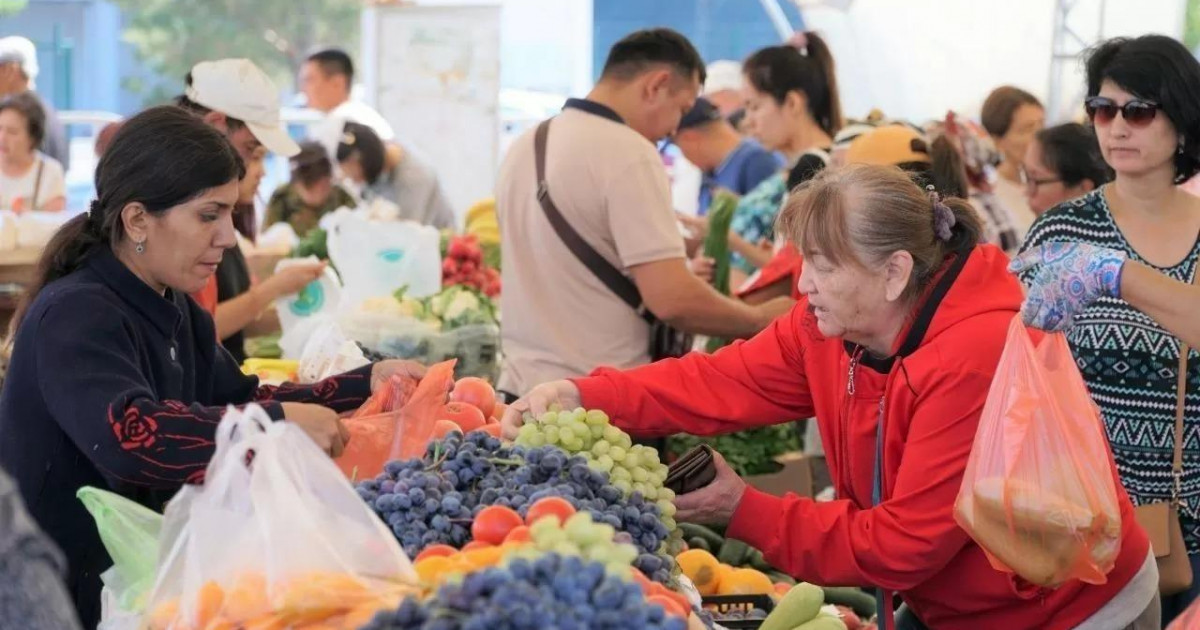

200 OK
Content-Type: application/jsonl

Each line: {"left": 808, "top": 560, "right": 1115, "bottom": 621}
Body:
{"left": 0, "top": 106, "right": 423, "bottom": 627}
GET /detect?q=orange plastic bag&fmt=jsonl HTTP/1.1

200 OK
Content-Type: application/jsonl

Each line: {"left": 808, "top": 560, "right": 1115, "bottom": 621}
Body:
{"left": 954, "top": 317, "right": 1121, "bottom": 587}
{"left": 334, "top": 360, "right": 456, "bottom": 480}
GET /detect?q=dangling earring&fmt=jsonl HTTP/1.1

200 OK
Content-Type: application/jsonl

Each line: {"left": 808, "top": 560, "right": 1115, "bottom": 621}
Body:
{"left": 1179, "top": 138, "right": 1186, "bottom": 156}
{"left": 135, "top": 240, "right": 145, "bottom": 254}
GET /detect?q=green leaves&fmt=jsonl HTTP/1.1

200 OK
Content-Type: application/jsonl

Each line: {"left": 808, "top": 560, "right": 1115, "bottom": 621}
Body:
{"left": 667, "top": 424, "right": 802, "bottom": 477}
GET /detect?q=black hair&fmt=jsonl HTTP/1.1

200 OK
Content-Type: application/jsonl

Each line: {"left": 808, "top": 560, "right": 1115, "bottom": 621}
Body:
{"left": 0, "top": 91, "right": 46, "bottom": 149}
{"left": 10, "top": 106, "right": 245, "bottom": 334}
{"left": 1086, "top": 34, "right": 1200, "bottom": 183}
{"left": 600, "top": 28, "right": 706, "bottom": 85}
{"left": 743, "top": 33, "right": 843, "bottom": 137}
{"left": 290, "top": 141, "right": 334, "bottom": 187}
{"left": 980, "top": 86, "right": 1042, "bottom": 138}
{"left": 307, "top": 48, "right": 355, "bottom": 84}
{"left": 1035, "top": 123, "right": 1113, "bottom": 189}
{"left": 175, "top": 72, "right": 246, "bottom": 132}
{"left": 337, "top": 122, "right": 386, "bottom": 186}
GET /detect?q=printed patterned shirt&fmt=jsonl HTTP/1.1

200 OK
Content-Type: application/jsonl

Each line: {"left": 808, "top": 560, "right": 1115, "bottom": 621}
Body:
{"left": 1019, "top": 187, "right": 1200, "bottom": 552}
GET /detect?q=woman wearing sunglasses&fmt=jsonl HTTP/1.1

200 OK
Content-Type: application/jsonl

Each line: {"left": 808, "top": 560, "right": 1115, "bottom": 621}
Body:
{"left": 1017, "top": 34, "right": 1200, "bottom": 624}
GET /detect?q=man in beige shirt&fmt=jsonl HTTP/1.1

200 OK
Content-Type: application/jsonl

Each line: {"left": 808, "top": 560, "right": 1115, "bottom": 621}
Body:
{"left": 497, "top": 28, "right": 788, "bottom": 396}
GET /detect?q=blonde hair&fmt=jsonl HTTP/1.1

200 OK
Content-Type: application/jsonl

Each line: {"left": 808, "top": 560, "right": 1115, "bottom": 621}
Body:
{"left": 778, "top": 164, "right": 982, "bottom": 300}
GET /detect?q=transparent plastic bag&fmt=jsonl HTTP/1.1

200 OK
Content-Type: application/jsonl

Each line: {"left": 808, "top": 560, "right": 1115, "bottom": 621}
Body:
{"left": 296, "top": 318, "right": 370, "bottom": 383}
{"left": 77, "top": 487, "right": 163, "bottom": 615}
{"left": 954, "top": 317, "right": 1122, "bottom": 587}
{"left": 327, "top": 214, "right": 442, "bottom": 307}
{"left": 144, "top": 405, "right": 417, "bottom": 629}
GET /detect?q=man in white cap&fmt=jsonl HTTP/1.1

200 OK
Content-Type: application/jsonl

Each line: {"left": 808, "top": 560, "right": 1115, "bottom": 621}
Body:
{"left": 703, "top": 59, "right": 745, "bottom": 119}
{"left": 175, "top": 58, "right": 324, "bottom": 364}
{"left": 0, "top": 36, "right": 68, "bottom": 169}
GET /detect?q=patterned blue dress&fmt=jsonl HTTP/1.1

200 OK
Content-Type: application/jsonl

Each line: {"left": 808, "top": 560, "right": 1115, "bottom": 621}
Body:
{"left": 1019, "top": 187, "right": 1200, "bottom": 553}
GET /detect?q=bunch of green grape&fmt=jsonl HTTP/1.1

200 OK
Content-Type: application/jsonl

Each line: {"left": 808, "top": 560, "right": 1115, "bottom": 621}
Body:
{"left": 515, "top": 408, "right": 679, "bottom": 536}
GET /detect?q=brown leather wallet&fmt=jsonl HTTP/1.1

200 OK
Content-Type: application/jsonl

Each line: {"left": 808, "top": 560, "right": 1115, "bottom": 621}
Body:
{"left": 665, "top": 444, "right": 717, "bottom": 495}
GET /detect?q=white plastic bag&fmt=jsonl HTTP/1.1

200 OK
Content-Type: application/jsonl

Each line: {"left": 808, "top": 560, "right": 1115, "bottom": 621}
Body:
{"left": 297, "top": 319, "right": 370, "bottom": 384}
{"left": 327, "top": 214, "right": 441, "bottom": 306}
{"left": 143, "top": 405, "right": 416, "bottom": 629}
{"left": 274, "top": 256, "right": 343, "bottom": 336}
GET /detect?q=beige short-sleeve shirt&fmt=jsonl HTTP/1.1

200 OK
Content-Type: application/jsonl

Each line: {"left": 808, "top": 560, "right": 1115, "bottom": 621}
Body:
{"left": 496, "top": 103, "right": 685, "bottom": 394}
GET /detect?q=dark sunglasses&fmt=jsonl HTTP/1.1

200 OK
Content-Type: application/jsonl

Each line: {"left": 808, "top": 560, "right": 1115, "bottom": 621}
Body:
{"left": 1084, "top": 96, "right": 1162, "bottom": 127}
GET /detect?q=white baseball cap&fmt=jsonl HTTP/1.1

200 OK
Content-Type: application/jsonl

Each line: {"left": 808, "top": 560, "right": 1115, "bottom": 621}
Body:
{"left": 186, "top": 58, "right": 300, "bottom": 157}
{"left": 704, "top": 60, "right": 743, "bottom": 96}
{"left": 0, "top": 36, "right": 38, "bottom": 85}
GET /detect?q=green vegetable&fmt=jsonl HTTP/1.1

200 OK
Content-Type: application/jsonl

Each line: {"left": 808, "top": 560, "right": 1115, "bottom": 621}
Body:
{"left": 760, "top": 582, "right": 824, "bottom": 630}
{"left": 703, "top": 192, "right": 738, "bottom": 353}
{"left": 686, "top": 537, "right": 711, "bottom": 552}
{"left": 245, "top": 334, "right": 282, "bottom": 359}
{"left": 747, "top": 548, "right": 773, "bottom": 572}
{"left": 717, "top": 539, "right": 752, "bottom": 566}
{"left": 768, "top": 570, "right": 796, "bottom": 585}
{"left": 667, "top": 425, "right": 802, "bottom": 477}
{"left": 424, "top": 285, "right": 498, "bottom": 330}
{"left": 679, "top": 523, "right": 725, "bottom": 550}
{"left": 291, "top": 227, "right": 329, "bottom": 261}
{"left": 821, "top": 586, "right": 876, "bottom": 619}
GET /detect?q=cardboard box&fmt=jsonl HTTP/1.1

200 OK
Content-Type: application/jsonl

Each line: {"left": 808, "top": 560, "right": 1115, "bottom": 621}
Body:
{"left": 745, "top": 451, "right": 816, "bottom": 498}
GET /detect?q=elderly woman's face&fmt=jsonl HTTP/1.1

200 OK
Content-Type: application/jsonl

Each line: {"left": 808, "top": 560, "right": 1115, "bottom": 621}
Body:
{"left": 0, "top": 109, "right": 34, "bottom": 160}
{"left": 797, "top": 250, "right": 894, "bottom": 343}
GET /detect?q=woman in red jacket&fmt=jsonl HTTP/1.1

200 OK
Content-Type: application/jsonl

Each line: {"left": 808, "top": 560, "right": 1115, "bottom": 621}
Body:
{"left": 503, "top": 164, "right": 1155, "bottom": 629}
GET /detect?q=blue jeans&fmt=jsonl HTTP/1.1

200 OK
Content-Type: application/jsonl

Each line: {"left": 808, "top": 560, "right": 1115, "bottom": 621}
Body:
{"left": 1162, "top": 553, "right": 1200, "bottom": 625}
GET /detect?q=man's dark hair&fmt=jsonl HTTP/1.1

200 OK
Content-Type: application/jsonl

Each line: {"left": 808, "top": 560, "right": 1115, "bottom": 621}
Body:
{"left": 290, "top": 141, "right": 334, "bottom": 187}
{"left": 1036, "top": 123, "right": 1113, "bottom": 189}
{"left": 0, "top": 91, "right": 46, "bottom": 148}
{"left": 174, "top": 72, "right": 245, "bottom": 132}
{"left": 600, "top": 28, "right": 705, "bottom": 85}
{"left": 307, "top": 48, "right": 355, "bottom": 84}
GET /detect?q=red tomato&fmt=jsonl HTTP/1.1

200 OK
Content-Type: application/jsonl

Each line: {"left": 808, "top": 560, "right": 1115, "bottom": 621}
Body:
{"left": 472, "top": 506, "right": 523, "bottom": 545}
{"left": 646, "top": 594, "right": 688, "bottom": 619}
{"left": 525, "top": 497, "right": 576, "bottom": 526}
{"left": 432, "top": 419, "right": 463, "bottom": 440}
{"left": 479, "top": 423, "right": 502, "bottom": 438}
{"left": 438, "top": 402, "right": 486, "bottom": 433}
{"left": 503, "top": 525, "right": 532, "bottom": 544}
{"left": 450, "top": 378, "right": 496, "bottom": 418}
{"left": 414, "top": 544, "right": 457, "bottom": 562}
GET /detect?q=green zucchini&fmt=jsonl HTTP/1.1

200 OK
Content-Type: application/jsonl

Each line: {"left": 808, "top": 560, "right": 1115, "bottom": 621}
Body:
{"left": 679, "top": 522, "right": 725, "bottom": 550}
{"left": 686, "top": 536, "right": 711, "bottom": 553}
{"left": 703, "top": 192, "right": 738, "bottom": 353}
{"left": 717, "top": 538, "right": 752, "bottom": 566}
{"left": 767, "top": 570, "right": 795, "bottom": 585}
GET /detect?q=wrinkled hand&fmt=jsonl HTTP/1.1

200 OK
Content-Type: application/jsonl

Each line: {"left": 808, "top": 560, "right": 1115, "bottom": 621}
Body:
{"left": 281, "top": 402, "right": 350, "bottom": 457}
{"left": 674, "top": 451, "right": 748, "bottom": 526}
{"left": 500, "top": 380, "right": 582, "bottom": 440}
{"left": 690, "top": 255, "right": 716, "bottom": 284}
{"left": 370, "top": 360, "right": 428, "bottom": 392}
{"left": 1009, "top": 242, "right": 1127, "bottom": 331}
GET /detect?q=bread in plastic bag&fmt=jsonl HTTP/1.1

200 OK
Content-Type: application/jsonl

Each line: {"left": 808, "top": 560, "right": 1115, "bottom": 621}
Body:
{"left": 144, "top": 404, "right": 417, "bottom": 629}
{"left": 954, "top": 317, "right": 1121, "bottom": 587}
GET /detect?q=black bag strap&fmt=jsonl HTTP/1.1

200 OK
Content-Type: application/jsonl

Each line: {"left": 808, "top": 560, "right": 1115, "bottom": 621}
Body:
{"left": 534, "top": 118, "right": 654, "bottom": 324}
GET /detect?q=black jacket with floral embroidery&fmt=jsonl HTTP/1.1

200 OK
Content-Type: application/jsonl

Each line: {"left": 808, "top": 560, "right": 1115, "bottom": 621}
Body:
{"left": 0, "top": 247, "right": 372, "bottom": 628}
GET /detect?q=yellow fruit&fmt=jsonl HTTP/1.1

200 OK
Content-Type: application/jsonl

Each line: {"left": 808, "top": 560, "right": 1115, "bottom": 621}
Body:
{"left": 147, "top": 599, "right": 180, "bottom": 630}
{"left": 194, "top": 581, "right": 226, "bottom": 628}
{"left": 462, "top": 545, "right": 505, "bottom": 569}
{"left": 676, "top": 549, "right": 722, "bottom": 596}
{"left": 716, "top": 568, "right": 774, "bottom": 596}
{"left": 414, "top": 556, "right": 456, "bottom": 584}
{"left": 223, "top": 572, "right": 270, "bottom": 621}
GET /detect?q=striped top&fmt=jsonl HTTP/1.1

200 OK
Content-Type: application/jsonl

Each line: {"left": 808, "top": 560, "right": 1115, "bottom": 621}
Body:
{"left": 1019, "top": 187, "right": 1200, "bottom": 552}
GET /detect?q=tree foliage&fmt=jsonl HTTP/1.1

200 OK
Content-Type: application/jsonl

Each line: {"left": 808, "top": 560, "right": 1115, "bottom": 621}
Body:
{"left": 111, "top": 0, "right": 361, "bottom": 106}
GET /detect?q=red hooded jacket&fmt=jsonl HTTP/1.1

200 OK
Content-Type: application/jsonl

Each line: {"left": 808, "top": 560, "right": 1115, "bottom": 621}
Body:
{"left": 575, "top": 245, "right": 1148, "bottom": 629}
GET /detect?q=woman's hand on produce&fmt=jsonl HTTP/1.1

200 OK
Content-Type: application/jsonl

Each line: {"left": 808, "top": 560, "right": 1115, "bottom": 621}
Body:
{"left": 261, "top": 262, "right": 326, "bottom": 299}
{"left": 690, "top": 255, "right": 716, "bottom": 284}
{"left": 674, "top": 451, "right": 748, "bottom": 526}
{"left": 281, "top": 402, "right": 350, "bottom": 457}
{"left": 370, "top": 360, "right": 428, "bottom": 391}
{"left": 500, "top": 380, "right": 582, "bottom": 440}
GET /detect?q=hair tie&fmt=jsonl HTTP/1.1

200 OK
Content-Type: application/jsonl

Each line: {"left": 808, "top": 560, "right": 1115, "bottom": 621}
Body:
{"left": 927, "top": 185, "right": 956, "bottom": 242}
{"left": 788, "top": 31, "right": 809, "bottom": 56}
